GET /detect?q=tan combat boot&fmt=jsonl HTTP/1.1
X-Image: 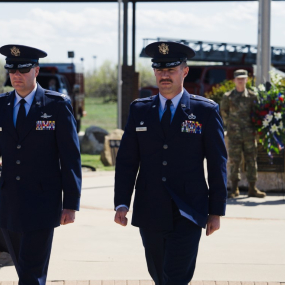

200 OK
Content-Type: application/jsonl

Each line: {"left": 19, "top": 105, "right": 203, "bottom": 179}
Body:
{"left": 228, "top": 180, "right": 240, "bottom": 198}
{"left": 248, "top": 182, "right": 266, "bottom": 198}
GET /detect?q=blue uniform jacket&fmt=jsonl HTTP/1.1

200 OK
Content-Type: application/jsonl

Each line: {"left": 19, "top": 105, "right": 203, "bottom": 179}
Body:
{"left": 0, "top": 84, "right": 81, "bottom": 232}
{"left": 114, "top": 90, "right": 227, "bottom": 230}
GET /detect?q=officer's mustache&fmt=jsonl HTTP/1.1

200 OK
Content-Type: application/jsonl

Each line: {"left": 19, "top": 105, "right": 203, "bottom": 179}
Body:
{"left": 160, "top": 79, "right": 173, "bottom": 83}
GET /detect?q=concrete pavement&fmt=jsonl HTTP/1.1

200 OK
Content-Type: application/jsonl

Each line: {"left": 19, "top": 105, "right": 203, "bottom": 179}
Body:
{"left": 0, "top": 171, "right": 284, "bottom": 283}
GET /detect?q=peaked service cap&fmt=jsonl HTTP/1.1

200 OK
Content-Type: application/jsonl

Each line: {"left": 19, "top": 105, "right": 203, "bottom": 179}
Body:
{"left": 0, "top": 44, "right": 47, "bottom": 70}
{"left": 144, "top": 41, "right": 195, "bottom": 69}
{"left": 234, "top": 69, "right": 248, "bottom": 78}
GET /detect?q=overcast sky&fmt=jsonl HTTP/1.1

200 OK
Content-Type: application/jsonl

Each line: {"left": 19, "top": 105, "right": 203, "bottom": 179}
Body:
{"left": 0, "top": 1, "right": 284, "bottom": 72}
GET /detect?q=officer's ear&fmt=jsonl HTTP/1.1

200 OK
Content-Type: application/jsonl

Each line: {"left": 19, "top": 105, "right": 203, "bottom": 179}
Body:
{"left": 34, "top": 66, "right": 40, "bottom": 78}
{"left": 183, "top": 65, "right": 189, "bottom": 79}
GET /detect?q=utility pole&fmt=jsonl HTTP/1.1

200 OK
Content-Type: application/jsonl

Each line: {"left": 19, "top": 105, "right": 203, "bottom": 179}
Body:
{"left": 256, "top": 0, "right": 271, "bottom": 86}
{"left": 93, "top": 55, "right": 97, "bottom": 72}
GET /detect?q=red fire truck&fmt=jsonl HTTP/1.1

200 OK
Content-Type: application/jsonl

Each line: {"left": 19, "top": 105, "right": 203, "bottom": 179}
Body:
{"left": 4, "top": 63, "right": 85, "bottom": 133}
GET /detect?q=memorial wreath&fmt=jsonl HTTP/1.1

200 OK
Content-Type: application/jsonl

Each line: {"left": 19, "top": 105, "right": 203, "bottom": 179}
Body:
{"left": 251, "top": 71, "right": 285, "bottom": 156}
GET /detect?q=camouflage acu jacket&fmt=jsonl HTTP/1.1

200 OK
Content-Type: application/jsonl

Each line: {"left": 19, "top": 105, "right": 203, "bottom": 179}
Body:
{"left": 220, "top": 88, "right": 257, "bottom": 135}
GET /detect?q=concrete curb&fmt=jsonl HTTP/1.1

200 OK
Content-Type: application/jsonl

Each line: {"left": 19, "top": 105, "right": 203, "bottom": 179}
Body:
{"left": 1, "top": 281, "right": 285, "bottom": 285}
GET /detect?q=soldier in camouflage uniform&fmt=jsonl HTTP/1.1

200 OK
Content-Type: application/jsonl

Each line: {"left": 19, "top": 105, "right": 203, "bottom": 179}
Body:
{"left": 220, "top": 69, "right": 266, "bottom": 198}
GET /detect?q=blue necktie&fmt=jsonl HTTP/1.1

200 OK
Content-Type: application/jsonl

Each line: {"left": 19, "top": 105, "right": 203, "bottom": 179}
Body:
{"left": 16, "top": 99, "right": 26, "bottom": 138}
{"left": 161, "top": 99, "right": 172, "bottom": 137}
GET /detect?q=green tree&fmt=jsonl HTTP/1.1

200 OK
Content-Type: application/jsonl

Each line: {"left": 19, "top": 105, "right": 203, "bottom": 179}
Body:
{"left": 0, "top": 60, "right": 14, "bottom": 93}
{"left": 0, "top": 59, "right": 6, "bottom": 92}
{"left": 84, "top": 60, "right": 156, "bottom": 102}
{"left": 85, "top": 60, "right": 117, "bottom": 102}
{"left": 137, "top": 62, "right": 156, "bottom": 88}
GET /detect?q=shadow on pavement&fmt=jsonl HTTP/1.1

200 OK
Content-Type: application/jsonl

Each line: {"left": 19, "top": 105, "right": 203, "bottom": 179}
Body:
{"left": 0, "top": 252, "right": 14, "bottom": 268}
{"left": 227, "top": 193, "right": 285, "bottom": 206}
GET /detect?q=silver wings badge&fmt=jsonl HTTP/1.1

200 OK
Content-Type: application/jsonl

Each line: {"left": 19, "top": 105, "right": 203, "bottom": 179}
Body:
{"left": 188, "top": 113, "right": 196, "bottom": 120}
{"left": 41, "top": 113, "right": 52, "bottom": 119}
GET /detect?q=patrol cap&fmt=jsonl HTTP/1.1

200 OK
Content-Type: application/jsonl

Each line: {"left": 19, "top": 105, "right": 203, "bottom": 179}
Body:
{"left": 145, "top": 41, "right": 195, "bottom": 69}
{"left": 0, "top": 44, "right": 47, "bottom": 70}
{"left": 234, "top": 69, "right": 248, "bottom": 78}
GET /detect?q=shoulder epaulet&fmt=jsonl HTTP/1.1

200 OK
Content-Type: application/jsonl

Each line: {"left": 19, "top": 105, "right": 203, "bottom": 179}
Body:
{"left": 190, "top": 94, "right": 216, "bottom": 105}
{"left": 132, "top": 96, "right": 154, "bottom": 104}
{"left": 0, "top": 92, "right": 11, "bottom": 98}
{"left": 224, "top": 89, "right": 234, "bottom": 96}
{"left": 45, "top": 90, "right": 70, "bottom": 101}
{"left": 247, "top": 88, "right": 257, "bottom": 96}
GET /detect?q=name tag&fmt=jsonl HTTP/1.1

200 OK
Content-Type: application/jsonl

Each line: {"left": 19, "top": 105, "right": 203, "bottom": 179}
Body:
{"left": 136, "top": 127, "right": 147, "bottom": 132}
{"left": 36, "top": 121, "right": 56, "bottom": 130}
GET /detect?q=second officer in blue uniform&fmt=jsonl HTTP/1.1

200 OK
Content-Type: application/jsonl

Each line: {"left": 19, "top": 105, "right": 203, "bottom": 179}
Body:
{"left": 114, "top": 42, "right": 227, "bottom": 285}
{"left": 0, "top": 44, "right": 81, "bottom": 285}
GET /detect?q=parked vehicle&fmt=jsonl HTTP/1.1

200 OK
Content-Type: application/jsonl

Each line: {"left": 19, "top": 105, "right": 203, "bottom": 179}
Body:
{"left": 4, "top": 63, "right": 85, "bottom": 133}
{"left": 140, "top": 65, "right": 254, "bottom": 97}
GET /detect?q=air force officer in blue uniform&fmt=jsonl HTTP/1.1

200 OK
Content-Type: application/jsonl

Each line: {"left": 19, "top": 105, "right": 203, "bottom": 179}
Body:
{"left": 114, "top": 42, "right": 227, "bottom": 285}
{"left": 0, "top": 45, "right": 81, "bottom": 285}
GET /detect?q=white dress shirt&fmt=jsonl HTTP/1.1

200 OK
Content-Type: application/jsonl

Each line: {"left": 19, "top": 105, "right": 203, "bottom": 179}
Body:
{"left": 158, "top": 90, "right": 183, "bottom": 121}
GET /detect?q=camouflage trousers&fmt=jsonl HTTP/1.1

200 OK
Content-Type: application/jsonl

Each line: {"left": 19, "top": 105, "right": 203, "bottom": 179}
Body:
{"left": 228, "top": 134, "right": 258, "bottom": 183}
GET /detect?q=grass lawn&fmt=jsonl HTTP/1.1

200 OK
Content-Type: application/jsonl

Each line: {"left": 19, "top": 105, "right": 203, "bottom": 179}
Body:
{"left": 81, "top": 154, "right": 115, "bottom": 171}
{"left": 80, "top": 97, "right": 117, "bottom": 171}
{"left": 81, "top": 97, "right": 117, "bottom": 132}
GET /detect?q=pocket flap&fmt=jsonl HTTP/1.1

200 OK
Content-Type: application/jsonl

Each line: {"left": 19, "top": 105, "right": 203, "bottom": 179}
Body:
{"left": 41, "top": 176, "right": 62, "bottom": 192}
{"left": 185, "top": 179, "right": 208, "bottom": 195}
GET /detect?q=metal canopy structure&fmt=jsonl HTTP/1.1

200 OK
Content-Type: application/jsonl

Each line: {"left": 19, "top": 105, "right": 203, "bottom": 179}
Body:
{"left": 2, "top": 0, "right": 281, "bottom": 2}
{"left": 140, "top": 37, "right": 285, "bottom": 67}
{"left": 1, "top": 0, "right": 284, "bottom": 128}
{"left": 1, "top": 0, "right": 279, "bottom": 1}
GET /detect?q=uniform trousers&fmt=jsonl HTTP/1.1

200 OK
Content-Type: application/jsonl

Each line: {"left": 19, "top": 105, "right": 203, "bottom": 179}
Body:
{"left": 139, "top": 201, "right": 202, "bottom": 285}
{"left": 1, "top": 227, "right": 54, "bottom": 285}
{"left": 0, "top": 229, "right": 8, "bottom": 252}
{"left": 228, "top": 134, "right": 258, "bottom": 183}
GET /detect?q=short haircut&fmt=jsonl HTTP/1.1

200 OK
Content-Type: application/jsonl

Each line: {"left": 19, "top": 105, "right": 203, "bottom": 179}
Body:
{"left": 180, "top": 61, "right": 188, "bottom": 69}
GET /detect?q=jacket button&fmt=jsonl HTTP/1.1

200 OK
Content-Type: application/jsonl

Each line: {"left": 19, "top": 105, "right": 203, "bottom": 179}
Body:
{"left": 162, "top": 177, "right": 166, "bottom": 182}
{"left": 163, "top": 144, "right": 168, "bottom": 149}
{"left": 162, "top": 161, "right": 167, "bottom": 166}
{"left": 17, "top": 145, "right": 21, "bottom": 149}
{"left": 16, "top": 176, "right": 20, "bottom": 181}
{"left": 16, "top": 160, "right": 21, "bottom": 165}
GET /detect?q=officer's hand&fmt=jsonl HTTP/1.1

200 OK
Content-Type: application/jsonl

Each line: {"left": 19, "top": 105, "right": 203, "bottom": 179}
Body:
{"left": 114, "top": 207, "right": 128, "bottom": 226}
{"left": 60, "top": 209, "right": 76, "bottom": 225}
{"left": 206, "top": 215, "right": 220, "bottom": 236}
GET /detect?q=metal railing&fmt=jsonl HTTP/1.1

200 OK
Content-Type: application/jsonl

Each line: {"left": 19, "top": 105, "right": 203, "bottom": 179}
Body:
{"left": 140, "top": 37, "right": 285, "bottom": 66}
